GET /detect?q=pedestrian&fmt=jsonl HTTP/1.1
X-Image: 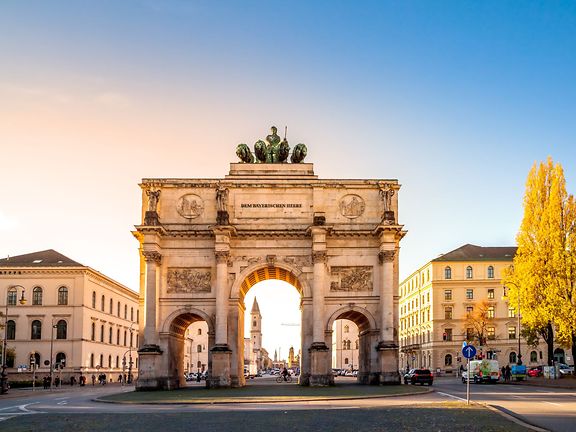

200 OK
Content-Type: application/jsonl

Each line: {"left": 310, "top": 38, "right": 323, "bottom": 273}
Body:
{"left": 91, "top": 374, "right": 96, "bottom": 386}
{"left": 501, "top": 366, "right": 506, "bottom": 381}
{"left": 79, "top": 375, "right": 85, "bottom": 386}
{"left": 70, "top": 376, "right": 76, "bottom": 386}
{"left": 505, "top": 365, "right": 511, "bottom": 382}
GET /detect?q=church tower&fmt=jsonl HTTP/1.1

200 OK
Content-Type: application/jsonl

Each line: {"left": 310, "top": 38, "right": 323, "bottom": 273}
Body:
{"left": 250, "top": 297, "right": 262, "bottom": 351}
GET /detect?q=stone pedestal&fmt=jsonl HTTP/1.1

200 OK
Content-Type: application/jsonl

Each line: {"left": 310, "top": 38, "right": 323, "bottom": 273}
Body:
{"left": 309, "top": 342, "right": 333, "bottom": 386}
{"left": 208, "top": 345, "right": 232, "bottom": 388}
{"left": 378, "top": 341, "right": 400, "bottom": 385}
{"left": 136, "top": 346, "right": 165, "bottom": 391}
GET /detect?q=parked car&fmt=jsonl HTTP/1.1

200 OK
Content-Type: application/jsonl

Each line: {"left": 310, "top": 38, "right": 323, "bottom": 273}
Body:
{"left": 461, "top": 359, "right": 500, "bottom": 384}
{"left": 557, "top": 363, "right": 574, "bottom": 376}
{"left": 406, "top": 369, "right": 433, "bottom": 386}
{"left": 403, "top": 369, "right": 415, "bottom": 384}
{"left": 528, "top": 366, "right": 543, "bottom": 377}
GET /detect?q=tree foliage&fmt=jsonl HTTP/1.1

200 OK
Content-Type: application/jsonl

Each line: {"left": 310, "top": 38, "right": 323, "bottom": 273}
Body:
{"left": 506, "top": 158, "right": 576, "bottom": 367}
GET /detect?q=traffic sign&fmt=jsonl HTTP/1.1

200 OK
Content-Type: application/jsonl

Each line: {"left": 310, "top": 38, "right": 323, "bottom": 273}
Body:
{"left": 462, "top": 344, "right": 476, "bottom": 359}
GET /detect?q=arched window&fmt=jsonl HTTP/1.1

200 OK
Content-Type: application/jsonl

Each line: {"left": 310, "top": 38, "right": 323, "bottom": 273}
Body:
{"left": 466, "top": 266, "right": 473, "bottom": 279}
{"left": 109, "top": 298, "right": 113, "bottom": 314}
{"left": 31, "top": 320, "right": 42, "bottom": 339}
{"left": 6, "top": 320, "right": 16, "bottom": 340}
{"left": 509, "top": 352, "right": 517, "bottom": 364}
{"left": 91, "top": 322, "right": 95, "bottom": 341}
{"left": 58, "top": 286, "right": 68, "bottom": 305}
{"left": 487, "top": 266, "right": 495, "bottom": 279}
{"left": 92, "top": 291, "right": 96, "bottom": 308}
{"left": 530, "top": 351, "right": 538, "bottom": 363}
{"left": 101, "top": 295, "right": 105, "bottom": 311}
{"left": 56, "top": 320, "right": 67, "bottom": 339}
{"left": 100, "top": 325, "right": 104, "bottom": 342}
{"left": 7, "top": 286, "right": 17, "bottom": 305}
{"left": 444, "top": 354, "right": 453, "bottom": 366}
{"left": 444, "top": 267, "right": 452, "bottom": 280}
{"left": 33, "top": 352, "right": 41, "bottom": 368}
{"left": 344, "top": 325, "right": 349, "bottom": 333}
{"left": 198, "top": 328, "right": 202, "bottom": 335}
{"left": 344, "top": 357, "right": 349, "bottom": 365}
{"left": 56, "top": 352, "right": 66, "bottom": 368}
{"left": 131, "top": 307, "right": 134, "bottom": 321}
{"left": 197, "top": 344, "right": 202, "bottom": 353}
{"left": 32, "top": 286, "right": 43, "bottom": 305}
{"left": 90, "top": 353, "right": 94, "bottom": 368}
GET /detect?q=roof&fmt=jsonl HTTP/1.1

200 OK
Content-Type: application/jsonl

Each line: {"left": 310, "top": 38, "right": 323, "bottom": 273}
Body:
{"left": 0, "top": 250, "right": 84, "bottom": 267}
{"left": 251, "top": 297, "right": 260, "bottom": 314}
{"left": 432, "top": 244, "right": 517, "bottom": 262}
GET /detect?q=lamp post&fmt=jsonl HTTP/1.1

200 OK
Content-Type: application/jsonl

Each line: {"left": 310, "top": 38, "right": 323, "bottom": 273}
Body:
{"left": 503, "top": 281, "right": 522, "bottom": 365}
{"left": 127, "top": 323, "right": 134, "bottom": 384}
{"left": 49, "top": 321, "right": 58, "bottom": 391}
{"left": 1, "top": 285, "right": 27, "bottom": 394}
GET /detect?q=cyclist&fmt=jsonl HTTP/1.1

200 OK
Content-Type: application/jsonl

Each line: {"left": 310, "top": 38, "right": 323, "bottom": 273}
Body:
{"left": 281, "top": 367, "right": 290, "bottom": 381}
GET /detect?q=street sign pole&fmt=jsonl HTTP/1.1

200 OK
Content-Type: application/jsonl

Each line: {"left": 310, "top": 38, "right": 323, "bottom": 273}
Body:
{"left": 461, "top": 343, "right": 476, "bottom": 406}
{"left": 466, "top": 357, "right": 470, "bottom": 405}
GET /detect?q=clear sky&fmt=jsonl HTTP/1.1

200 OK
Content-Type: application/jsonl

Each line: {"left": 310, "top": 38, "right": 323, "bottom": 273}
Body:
{"left": 1, "top": 1, "right": 575, "bottom": 358}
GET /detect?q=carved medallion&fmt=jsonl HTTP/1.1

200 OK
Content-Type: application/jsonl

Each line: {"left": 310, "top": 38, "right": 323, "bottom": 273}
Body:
{"left": 339, "top": 194, "right": 365, "bottom": 219}
{"left": 330, "top": 266, "right": 373, "bottom": 292}
{"left": 167, "top": 268, "right": 211, "bottom": 293}
{"left": 177, "top": 194, "right": 204, "bottom": 219}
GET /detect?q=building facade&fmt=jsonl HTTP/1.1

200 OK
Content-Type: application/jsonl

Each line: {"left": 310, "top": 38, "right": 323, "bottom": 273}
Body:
{"left": 331, "top": 319, "right": 360, "bottom": 371}
{"left": 184, "top": 321, "right": 208, "bottom": 374}
{"left": 0, "top": 250, "right": 139, "bottom": 384}
{"left": 399, "top": 244, "right": 550, "bottom": 374}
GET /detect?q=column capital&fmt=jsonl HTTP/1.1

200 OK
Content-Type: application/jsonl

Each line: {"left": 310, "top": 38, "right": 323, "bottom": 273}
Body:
{"left": 142, "top": 250, "right": 162, "bottom": 264}
{"left": 378, "top": 250, "right": 395, "bottom": 264}
{"left": 312, "top": 250, "right": 327, "bottom": 264}
{"left": 215, "top": 250, "right": 230, "bottom": 264}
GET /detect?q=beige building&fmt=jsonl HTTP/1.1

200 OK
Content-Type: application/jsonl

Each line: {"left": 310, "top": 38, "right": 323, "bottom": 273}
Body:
{"left": 331, "top": 319, "right": 359, "bottom": 371}
{"left": 399, "top": 244, "right": 549, "bottom": 374}
{"left": 0, "top": 250, "right": 139, "bottom": 384}
{"left": 184, "top": 321, "right": 208, "bottom": 374}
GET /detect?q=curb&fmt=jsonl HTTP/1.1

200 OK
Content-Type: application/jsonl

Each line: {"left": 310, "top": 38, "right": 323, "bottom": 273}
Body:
{"left": 94, "top": 388, "right": 433, "bottom": 405}
{"left": 483, "top": 403, "right": 550, "bottom": 432}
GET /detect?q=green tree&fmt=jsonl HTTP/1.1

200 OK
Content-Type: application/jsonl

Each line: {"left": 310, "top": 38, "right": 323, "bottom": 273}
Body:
{"left": 507, "top": 158, "right": 576, "bottom": 368}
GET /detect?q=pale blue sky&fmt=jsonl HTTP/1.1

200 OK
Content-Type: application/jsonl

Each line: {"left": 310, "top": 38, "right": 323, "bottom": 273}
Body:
{"left": 1, "top": 1, "right": 575, "bottom": 357}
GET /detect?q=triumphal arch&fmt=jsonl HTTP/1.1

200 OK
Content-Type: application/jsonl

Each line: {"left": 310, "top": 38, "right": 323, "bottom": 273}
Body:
{"left": 134, "top": 127, "right": 406, "bottom": 390}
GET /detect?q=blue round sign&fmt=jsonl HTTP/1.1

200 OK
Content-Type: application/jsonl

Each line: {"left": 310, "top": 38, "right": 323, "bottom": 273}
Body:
{"left": 462, "top": 344, "right": 477, "bottom": 359}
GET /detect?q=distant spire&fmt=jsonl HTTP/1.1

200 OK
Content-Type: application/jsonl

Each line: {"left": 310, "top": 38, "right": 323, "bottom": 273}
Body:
{"left": 251, "top": 297, "right": 261, "bottom": 314}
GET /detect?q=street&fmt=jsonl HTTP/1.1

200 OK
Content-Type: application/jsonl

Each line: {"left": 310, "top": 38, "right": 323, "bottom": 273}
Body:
{"left": 0, "top": 377, "right": 574, "bottom": 431}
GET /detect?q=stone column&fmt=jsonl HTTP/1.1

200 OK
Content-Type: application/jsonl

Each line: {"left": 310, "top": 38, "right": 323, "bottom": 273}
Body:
{"left": 309, "top": 227, "right": 332, "bottom": 386}
{"left": 377, "top": 246, "right": 400, "bottom": 384}
{"left": 141, "top": 250, "right": 162, "bottom": 349}
{"left": 215, "top": 250, "right": 229, "bottom": 346}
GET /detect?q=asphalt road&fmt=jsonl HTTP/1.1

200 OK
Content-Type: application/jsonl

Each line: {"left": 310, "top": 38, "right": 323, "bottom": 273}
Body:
{"left": 1, "top": 377, "right": 574, "bottom": 431}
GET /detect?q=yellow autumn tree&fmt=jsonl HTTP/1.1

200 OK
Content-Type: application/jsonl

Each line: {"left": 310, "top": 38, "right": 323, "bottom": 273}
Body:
{"left": 506, "top": 158, "right": 576, "bottom": 367}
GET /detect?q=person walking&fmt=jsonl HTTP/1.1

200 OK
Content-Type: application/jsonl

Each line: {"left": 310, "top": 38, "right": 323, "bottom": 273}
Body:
{"left": 91, "top": 374, "right": 96, "bottom": 386}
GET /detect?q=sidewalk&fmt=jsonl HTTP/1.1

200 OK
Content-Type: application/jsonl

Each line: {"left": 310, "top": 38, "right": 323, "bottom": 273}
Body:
{"left": 507, "top": 375, "right": 576, "bottom": 390}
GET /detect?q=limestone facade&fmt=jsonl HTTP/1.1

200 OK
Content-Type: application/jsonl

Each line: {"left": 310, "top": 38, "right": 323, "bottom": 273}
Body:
{"left": 0, "top": 250, "right": 139, "bottom": 383}
{"left": 183, "top": 321, "right": 208, "bottom": 374}
{"left": 331, "top": 318, "right": 360, "bottom": 371}
{"left": 134, "top": 162, "right": 406, "bottom": 389}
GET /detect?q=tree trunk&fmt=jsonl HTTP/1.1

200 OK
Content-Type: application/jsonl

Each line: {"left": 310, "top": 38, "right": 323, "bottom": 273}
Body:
{"left": 539, "top": 321, "right": 555, "bottom": 366}
{"left": 572, "top": 332, "right": 576, "bottom": 374}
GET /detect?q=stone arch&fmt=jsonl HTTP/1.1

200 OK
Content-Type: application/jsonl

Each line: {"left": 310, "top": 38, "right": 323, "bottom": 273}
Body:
{"left": 325, "top": 305, "right": 380, "bottom": 384}
{"left": 230, "top": 261, "right": 311, "bottom": 301}
{"left": 162, "top": 307, "right": 214, "bottom": 336}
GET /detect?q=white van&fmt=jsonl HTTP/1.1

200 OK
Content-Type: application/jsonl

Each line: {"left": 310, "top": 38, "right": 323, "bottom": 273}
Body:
{"left": 461, "top": 359, "right": 500, "bottom": 383}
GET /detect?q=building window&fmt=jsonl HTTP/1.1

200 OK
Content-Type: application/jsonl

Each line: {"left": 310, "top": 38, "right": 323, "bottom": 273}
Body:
{"left": 445, "top": 354, "right": 453, "bottom": 366}
{"left": 487, "top": 326, "right": 496, "bottom": 340}
{"left": 6, "top": 320, "right": 16, "bottom": 340}
{"left": 466, "top": 328, "right": 474, "bottom": 341}
{"left": 197, "top": 344, "right": 202, "bottom": 353}
{"left": 136, "top": 310, "right": 139, "bottom": 323}
{"left": 33, "top": 352, "right": 41, "bottom": 368}
{"left": 509, "top": 352, "right": 517, "bottom": 364}
{"left": 488, "top": 289, "right": 494, "bottom": 300}
{"left": 117, "top": 329, "right": 120, "bottom": 344}
{"left": 466, "top": 306, "right": 473, "bottom": 316}
{"left": 109, "top": 327, "right": 113, "bottom": 343}
{"left": 116, "top": 356, "right": 120, "bottom": 368}
{"left": 466, "top": 289, "right": 474, "bottom": 300}
{"left": 124, "top": 330, "right": 127, "bottom": 346}
{"left": 487, "top": 266, "right": 494, "bottom": 279}
{"left": 109, "top": 298, "right": 113, "bottom": 314}
{"left": 131, "top": 307, "right": 134, "bottom": 321}
{"left": 530, "top": 351, "right": 538, "bottom": 363}
{"left": 7, "top": 287, "right": 17, "bottom": 305}
{"left": 252, "top": 320, "right": 257, "bottom": 327}
{"left": 444, "top": 290, "right": 452, "bottom": 301}
{"left": 466, "top": 266, "right": 473, "bottom": 279}
{"left": 198, "top": 328, "right": 202, "bottom": 336}
{"left": 32, "top": 286, "right": 43, "bottom": 305}
{"left": 508, "top": 307, "right": 516, "bottom": 318}
{"left": 445, "top": 328, "right": 453, "bottom": 341}
{"left": 508, "top": 326, "right": 516, "bottom": 339}
{"left": 31, "top": 320, "right": 42, "bottom": 339}
{"left": 90, "top": 353, "right": 94, "bottom": 368}
{"left": 344, "top": 325, "right": 349, "bottom": 333}
{"left": 100, "top": 354, "right": 104, "bottom": 368}
{"left": 56, "top": 352, "right": 66, "bottom": 368}
{"left": 444, "top": 307, "right": 453, "bottom": 320}
{"left": 124, "top": 305, "right": 128, "bottom": 319}
{"left": 101, "top": 295, "right": 105, "bottom": 311}
{"left": 58, "top": 286, "right": 68, "bottom": 305}
{"left": 355, "top": 340, "right": 359, "bottom": 349}
{"left": 99, "top": 325, "right": 105, "bottom": 342}
{"left": 108, "top": 355, "right": 112, "bottom": 367}
{"left": 130, "top": 332, "right": 133, "bottom": 347}
{"left": 487, "top": 306, "right": 495, "bottom": 319}
{"left": 92, "top": 291, "right": 96, "bottom": 308}
{"left": 56, "top": 320, "right": 67, "bottom": 339}
{"left": 444, "top": 266, "right": 452, "bottom": 279}
{"left": 117, "top": 301, "right": 121, "bottom": 317}
{"left": 91, "top": 323, "right": 95, "bottom": 341}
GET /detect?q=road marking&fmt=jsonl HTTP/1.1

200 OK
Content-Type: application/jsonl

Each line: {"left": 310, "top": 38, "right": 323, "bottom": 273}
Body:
{"left": 57, "top": 401, "right": 68, "bottom": 405}
{"left": 543, "top": 401, "right": 561, "bottom": 407}
{"left": 436, "top": 391, "right": 467, "bottom": 402}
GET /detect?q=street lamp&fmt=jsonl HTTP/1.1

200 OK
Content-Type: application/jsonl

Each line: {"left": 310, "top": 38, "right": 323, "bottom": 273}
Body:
{"left": 503, "top": 282, "right": 522, "bottom": 365}
{"left": 49, "top": 320, "right": 58, "bottom": 391}
{"left": 127, "top": 323, "right": 134, "bottom": 384}
{"left": 1, "top": 285, "right": 27, "bottom": 394}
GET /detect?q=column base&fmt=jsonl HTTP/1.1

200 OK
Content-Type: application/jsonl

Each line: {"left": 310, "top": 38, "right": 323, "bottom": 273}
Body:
{"left": 208, "top": 344, "right": 232, "bottom": 388}
{"left": 136, "top": 348, "right": 169, "bottom": 391}
{"left": 308, "top": 342, "right": 333, "bottom": 386}
{"left": 377, "top": 341, "right": 400, "bottom": 385}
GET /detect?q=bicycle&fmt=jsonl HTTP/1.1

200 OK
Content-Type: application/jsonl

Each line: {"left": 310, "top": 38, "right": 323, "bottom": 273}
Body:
{"left": 276, "top": 375, "right": 292, "bottom": 383}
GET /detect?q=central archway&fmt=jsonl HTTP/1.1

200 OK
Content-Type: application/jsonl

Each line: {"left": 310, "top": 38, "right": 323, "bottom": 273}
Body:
{"left": 229, "top": 263, "right": 311, "bottom": 386}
